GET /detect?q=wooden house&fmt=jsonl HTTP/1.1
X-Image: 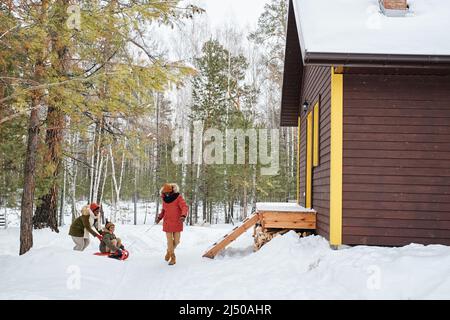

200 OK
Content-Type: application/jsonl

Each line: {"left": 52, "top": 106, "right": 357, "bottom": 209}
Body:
{"left": 281, "top": 0, "right": 450, "bottom": 247}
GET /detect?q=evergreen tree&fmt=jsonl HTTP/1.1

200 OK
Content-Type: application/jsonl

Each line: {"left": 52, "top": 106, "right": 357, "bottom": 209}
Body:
{"left": 190, "top": 39, "right": 256, "bottom": 222}
{"left": 0, "top": 0, "right": 202, "bottom": 254}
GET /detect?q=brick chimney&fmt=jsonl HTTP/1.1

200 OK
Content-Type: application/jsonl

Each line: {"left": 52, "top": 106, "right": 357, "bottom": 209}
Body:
{"left": 382, "top": 0, "right": 408, "bottom": 10}
{"left": 379, "top": 0, "right": 409, "bottom": 17}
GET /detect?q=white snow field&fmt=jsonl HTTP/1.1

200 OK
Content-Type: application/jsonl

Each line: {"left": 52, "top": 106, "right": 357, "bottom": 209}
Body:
{"left": 1, "top": 221, "right": 450, "bottom": 300}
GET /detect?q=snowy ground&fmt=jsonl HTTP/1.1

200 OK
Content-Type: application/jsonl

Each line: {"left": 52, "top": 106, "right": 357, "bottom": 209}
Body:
{"left": 1, "top": 210, "right": 450, "bottom": 299}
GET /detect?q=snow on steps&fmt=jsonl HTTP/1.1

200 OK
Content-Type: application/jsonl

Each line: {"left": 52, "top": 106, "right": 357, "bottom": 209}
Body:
{"left": 256, "top": 202, "right": 316, "bottom": 213}
{"left": 203, "top": 203, "right": 317, "bottom": 259}
{"left": 203, "top": 214, "right": 260, "bottom": 259}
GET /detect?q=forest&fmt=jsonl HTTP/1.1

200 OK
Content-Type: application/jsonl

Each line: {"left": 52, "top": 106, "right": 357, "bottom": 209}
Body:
{"left": 0, "top": 0, "right": 297, "bottom": 255}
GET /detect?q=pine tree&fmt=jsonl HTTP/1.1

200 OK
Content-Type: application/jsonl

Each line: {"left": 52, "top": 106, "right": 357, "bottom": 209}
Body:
{"left": 1, "top": 0, "right": 202, "bottom": 254}
{"left": 190, "top": 39, "right": 256, "bottom": 222}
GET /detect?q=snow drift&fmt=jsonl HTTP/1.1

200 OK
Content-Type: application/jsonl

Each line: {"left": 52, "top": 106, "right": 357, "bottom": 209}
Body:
{"left": 1, "top": 225, "right": 450, "bottom": 299}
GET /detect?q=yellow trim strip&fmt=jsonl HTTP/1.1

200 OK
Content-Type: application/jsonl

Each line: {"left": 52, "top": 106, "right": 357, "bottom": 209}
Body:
{"left": 330, "top": 67, "right": 343, "bottom": 246}
{"left": 297, "top": 116, "right": 301, "bottom": 204}
{"left": 306, "top": 112, "right": 313, "bottom": 209}
{"left": 313, "top": 102, "right": 320, "bottom": 167}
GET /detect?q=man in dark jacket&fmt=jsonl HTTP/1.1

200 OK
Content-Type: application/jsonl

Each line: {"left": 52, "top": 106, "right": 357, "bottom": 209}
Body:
{"left": 69, "top": 203, "right": 103, "bottom": 251}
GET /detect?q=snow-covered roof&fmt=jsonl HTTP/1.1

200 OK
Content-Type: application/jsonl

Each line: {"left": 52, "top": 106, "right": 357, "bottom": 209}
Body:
{"left": 293, "top": 0, "right": 450, "bottom": 56}
{"left": 256, "top": 202, "right": 316, "bottom": 213}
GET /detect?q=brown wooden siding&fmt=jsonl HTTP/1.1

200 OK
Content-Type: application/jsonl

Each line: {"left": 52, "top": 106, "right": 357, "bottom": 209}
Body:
{"left": 299, "top": 66, "right": 331, "bottom": 239}
{"left": 342, "top": 73, "right": 450, "bottom": 246}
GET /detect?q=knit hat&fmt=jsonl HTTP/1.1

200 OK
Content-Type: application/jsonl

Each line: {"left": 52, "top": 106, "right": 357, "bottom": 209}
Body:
{"left": 105, "top": 222, "right": 115, "bottom": 230}
{"left": 90, "top": 203, "right": 100, "bottom": 213}
{"left": 161, "top": 183, "right": 174, "bottom": 194}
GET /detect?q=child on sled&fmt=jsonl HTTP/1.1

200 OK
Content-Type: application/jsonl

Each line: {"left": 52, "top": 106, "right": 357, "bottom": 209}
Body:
{"left": 99, "top": 222, "right": 125, "bottom": 259}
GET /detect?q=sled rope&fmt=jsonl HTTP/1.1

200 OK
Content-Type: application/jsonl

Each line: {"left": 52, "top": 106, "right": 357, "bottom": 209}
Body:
{"left": 125, "top": 223, "right": 162, "bottom": 250}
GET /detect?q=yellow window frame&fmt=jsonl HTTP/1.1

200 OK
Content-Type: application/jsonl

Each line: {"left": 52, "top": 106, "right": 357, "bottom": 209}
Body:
{"left": 306, "top": 112, "right": 313, "bottom": 209}
{"left": 313, "top": 102, "right": 320, "bottom": 167}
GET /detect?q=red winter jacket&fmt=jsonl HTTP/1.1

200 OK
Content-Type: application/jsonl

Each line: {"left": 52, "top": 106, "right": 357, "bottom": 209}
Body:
{"left": 158, "top": 194, "right": 189, "bottom": 233}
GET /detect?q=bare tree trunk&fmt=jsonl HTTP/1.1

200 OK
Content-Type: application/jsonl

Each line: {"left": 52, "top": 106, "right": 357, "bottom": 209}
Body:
{"left": 143, "top": 202, "right": 148, "bottom": 225}
{"left": 19, "top": 0, "right": 51, "bottom": 255}
{"left": 91, "top": 126, "right": 100, "bottom": 202}
{"left": 89, "top": 128, "right": 96, "bottom": 203}
{"left": 209, "top": 201, "right": 213, "bottom": 224}
{"left": 110, "top": 174, "right": 114, "bottom": 222}
{"left": 154, "top": 93, "right": 161, "bottom": 223}
{"left": 109, "top": 145, "right": 119, "bottom": 222}
{"left": 108, "top": 140, "right": 127, "bottom": 223}
{"left": 99, "top": 153, "right": 108, "bottom": 225}
{"left": 93, "top": 120, "right": 104, "bottom": 204}
{"left": 70, "top": 133, "right": 79, "bottom": 222}
{"left": 94, "top": 154, "right": 104, "bottom": 201}
{"left": 230, "top": 200, "right": 234, "bottom": 222}
{"left": 192, "top": 120, "right": 203, "bottom": 225}
{"left": 118, "top": 143, "right": 126, "bottom": 197}
{"left": 224, "top": 202, "right": 228, "bottom": 224}
{"left": 59, "top": 160, "right": 66, "bottom": 227}
{"left": 99, "top": 154, "right": 109, "bottom": 205}
{"left": 134, "top": 159, "right": 138, "bottom": 225}
{"left": 20, "top": 95, "right": 41, "bottom": 255}
{"left": 243, "top": 183, "right": 248, "bottom": 219}
{"left": 188, "top": 202, "right": 193, "bottom": 226}
{"left": 251, "top": 164, "right": 257, "bottom": 210}
{"left": 33, "top": 105, "right": 64, "bottom": 232}
{"left": 193, "top": 162, "right": 200, "bottom": 223}
{"left": 202, "top": 165, "right": 207, "bottom": 223}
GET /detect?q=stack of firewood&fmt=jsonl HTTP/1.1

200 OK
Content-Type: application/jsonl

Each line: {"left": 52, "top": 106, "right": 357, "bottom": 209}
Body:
{"left": 253, "top": 225, "right": 314, "bottom": 251}
{"left": 253, "top": 226, "right": 289, "bottom": 251}
{"left": 297, "top": 231, "right": 313, "bottom": 238}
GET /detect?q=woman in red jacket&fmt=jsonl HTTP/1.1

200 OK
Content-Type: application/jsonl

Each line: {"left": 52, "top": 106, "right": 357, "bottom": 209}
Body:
{"left": 156, "top": 183, "right": 189, "bottom": 265}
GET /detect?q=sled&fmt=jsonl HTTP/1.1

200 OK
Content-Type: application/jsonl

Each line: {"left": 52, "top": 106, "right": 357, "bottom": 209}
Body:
{"left": 94, "top": 249, "right": 130, "bottom": 261}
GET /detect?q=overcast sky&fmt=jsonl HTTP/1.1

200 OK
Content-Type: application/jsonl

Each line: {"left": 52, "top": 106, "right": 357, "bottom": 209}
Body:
{"left": 191, "top": 0, "right": 269, "bottom": 29}
{"left": 152, "top": 0, "right": 271, "bottom": 61}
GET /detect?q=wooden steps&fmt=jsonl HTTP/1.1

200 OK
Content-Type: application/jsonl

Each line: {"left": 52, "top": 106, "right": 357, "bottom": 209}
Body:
{"left": 202, "top": 204, "right": 317, "bottom": 259}
{"left": 203, "top": 214, "right": 260, "bottom": 259}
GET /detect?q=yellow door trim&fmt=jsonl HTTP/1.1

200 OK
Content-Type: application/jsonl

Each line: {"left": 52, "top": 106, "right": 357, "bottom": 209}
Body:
{"left": 313, "top": 102, "right": 320, "bottom": 167}
{"left": 306, "top": 112, "right": 313, "bottom": 209}
{"left": 330, "top": 67, "right": 343, "bottom": 246}
{"left": 297, "top": 116, "right": 301, "bottom": 204}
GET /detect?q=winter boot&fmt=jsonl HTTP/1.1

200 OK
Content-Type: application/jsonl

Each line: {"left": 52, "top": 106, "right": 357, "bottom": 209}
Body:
{"left": 165, "top": 251, "right": 171, "bottom": 262}
{"left": 169, "top": 253, "right": 176, "bottom": 266}
{"left": 109, "top": 250, "right": 123, "bottom": 260}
